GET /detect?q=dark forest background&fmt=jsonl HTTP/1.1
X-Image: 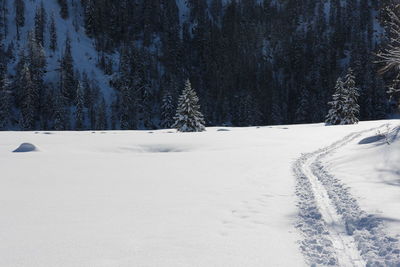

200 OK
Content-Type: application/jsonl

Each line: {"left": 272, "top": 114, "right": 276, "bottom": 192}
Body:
{"left": 0, "top": 0, "right": 397, "bottom": 130}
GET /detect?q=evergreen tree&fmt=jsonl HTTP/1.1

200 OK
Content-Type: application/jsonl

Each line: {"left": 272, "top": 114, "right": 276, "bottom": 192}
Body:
{"left": 295, "top": 90, "right": 309, "bottom": 124}
{"left": 53, "top": 88, "right": 67, "bottom": 130}
{"left": 60, "top": 34, "right": 75, "bottom": 102}
{"left": 326, "top": 71, "right": 360, "bottom": 125}
{"left": 141, "top": 83, "right": 153, "bottom": 129}
{"left": 27, "top": 31, "right": 46, "bottom": 118}
{"left": 161, "top": 90, "right": 175, "bottom": 128}
{"left": 84, "top": 0, "right": 96, "bottom": 37}
{"left": 0, "top": 0, "right": 8, "bottom": 38}
{"left": 95, "top": 97, "right": 107, "bottom": 130}
{"left": 34, "top": 2, "right": 46, "bottom": 47}
{"left": 20, "top": 63, "right": 35, "bottom": 130}
{"left": 0, "top": 75, "right": 10, "bottom": 129}
{"left": 172, "top": 79, "right": 206, "bottom": 132}
{"left": 49, "top": 12, "right": 57, "bottom": 51}
{"left": 342, "top": 68, "right": 360, "bottom": 124}
{"left": 14, "top": 0, "right": 24, "bottom": 40}
{"left": 326, "top": 77, "right": 346, "bottom": 125}
{"left": 119, "top": 84, "right": 133, "bottom": 130}
{"left": 237, "top": 93, "right": 260, "bottom": 126}
{"left": 58, "top": 0, "right": 69, "bottom": 19}
{"left": 75, "top": 81, "right": 85, "bottom": 130}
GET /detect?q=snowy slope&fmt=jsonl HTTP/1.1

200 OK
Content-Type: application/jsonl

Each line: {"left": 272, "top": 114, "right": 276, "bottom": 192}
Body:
{"left": 0, "top": 120, "right": 399, "bottom": 266}
{"left": 325, "top": 125, "right": 400, "bottom": 240}
{"left": 4, "top": 0, "right": 113, "bottom": 99}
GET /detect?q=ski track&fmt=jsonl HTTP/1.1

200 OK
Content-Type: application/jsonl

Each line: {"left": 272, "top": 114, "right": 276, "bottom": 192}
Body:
{"left": 294, "top": 125, "right": 400, "bottom": 267}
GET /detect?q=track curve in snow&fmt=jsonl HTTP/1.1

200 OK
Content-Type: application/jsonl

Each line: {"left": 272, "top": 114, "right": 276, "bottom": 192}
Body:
{"left": 294, "top": 125, "right": 400, "bottom": 266}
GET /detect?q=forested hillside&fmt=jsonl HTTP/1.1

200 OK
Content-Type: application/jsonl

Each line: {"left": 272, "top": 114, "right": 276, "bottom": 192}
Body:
{"left": 0, "top": 0, "right": 396, "bottom": 130}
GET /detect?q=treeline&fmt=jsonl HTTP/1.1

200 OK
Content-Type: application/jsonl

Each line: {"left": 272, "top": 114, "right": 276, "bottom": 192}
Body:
{"left": 81, "top": 0, "right": 392, "bottom": 127}
{"left": 0, "top": 0, "right": 396, "bottom": 130}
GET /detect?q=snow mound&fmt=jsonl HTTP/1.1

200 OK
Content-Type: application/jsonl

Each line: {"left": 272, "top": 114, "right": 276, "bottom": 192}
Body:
{"left": 358, "top": 135, "right": 386, "bottom": 145}
{"left": 13, "top": 143, "right": 39, "bottom": 153}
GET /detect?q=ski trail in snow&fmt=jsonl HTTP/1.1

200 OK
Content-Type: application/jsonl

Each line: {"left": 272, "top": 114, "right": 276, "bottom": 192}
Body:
{"left": 301, "top": 146, "right": 364, "bottom": 267}
{"left": 294, "top": 125, "right": 400, "bottom": 266}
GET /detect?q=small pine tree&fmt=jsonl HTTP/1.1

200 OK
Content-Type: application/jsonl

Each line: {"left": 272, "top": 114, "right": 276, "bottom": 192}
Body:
{"left": 326, "top": 77, "right": 346, "bottom": 125}
{"left": 326, "top": 71, "right": 360, "bottom": 125}
{"left": 342, "top": 68, "right": 360, "bottom": 124}
{"left": 75, "top": 81, "right": 85, "bottom": 130}
{"left": 161, "top": 90, "right": 175, "bottom": 128}
{"left": 172, "top": 79, "right": 206, "bottom": 132}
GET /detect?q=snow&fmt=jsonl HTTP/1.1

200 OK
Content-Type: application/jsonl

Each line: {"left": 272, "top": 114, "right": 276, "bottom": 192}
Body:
{"left": 325, "top": 125, "right": 400, "bottom": 238}
{"left": 12, "top": 142, "right": 38, "bottom": 152}
{"left": 0, "top": 120, "right": 399, "bottom": 266}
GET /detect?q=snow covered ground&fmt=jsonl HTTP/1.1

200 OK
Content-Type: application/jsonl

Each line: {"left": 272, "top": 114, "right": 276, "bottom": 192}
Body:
{"left": 0, "top": 120, "right": 399, "bottom": 266}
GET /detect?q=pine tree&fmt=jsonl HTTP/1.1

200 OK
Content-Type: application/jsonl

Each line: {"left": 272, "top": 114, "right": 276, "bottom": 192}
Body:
{"left": 49, "top": 12, "right": 57, "bottom": 51}
{"left": 58, "top": 0, "right": 69, "bottom": 19}
{"left": 27, "top": 31, "right": 46, "bottom": 117}
{"left": 295, "top": 90, "right": 309, "bottom": 124}
{"left": 60, "top": 34, "right": 75, "bottom": 102}
{"left": 326, "top": 72, "right": 359, "bottom": 125}
{"left": 141, "top": 83, "right": 153, "bottom": 129}
{"left": 119, "top": 84, "right": 133, "bottom": 130}
{"left": 95, "top": 97, "right": 107, "bottom": 130}
{"left": 34, "top": 2, "right": 46, "bottom": 47}
{"left": 0, "top": 0, "right": 8, "bottom": 38}
{"left": 172, "top": 79, "right": 206, "bottom": 132}
{"left": 326, "top": 77, "right": 346, "bottom": 125}
{"left": 0, "top": 39, "right": 8, "bottom": 130}
{"left": 161, "top": 90, "right": 175, "bottom": 128}
{"left": 14, "top": 0, "right": 24, "bottom": 40}
{"left": 75, "top": 81, "right": 85, "bottom": 130}
{"left": 0, "top": 75, "right": 10, "bottom": 129}
{"left": 342, "top": 68, "right": 360, "bottom": 124}
{"left": 20, "top": 63, "right": 35, "bottom": 130}
{"left": 84, "top": 0, "right": 96, "bottom": 37}
{"left": 53, "top": 88, "right": 67, "bottom": 131}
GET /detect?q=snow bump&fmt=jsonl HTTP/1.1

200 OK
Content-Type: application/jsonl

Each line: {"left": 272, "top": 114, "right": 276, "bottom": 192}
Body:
{"left": 13, "top": 143, "right": 39, "bottom": 153}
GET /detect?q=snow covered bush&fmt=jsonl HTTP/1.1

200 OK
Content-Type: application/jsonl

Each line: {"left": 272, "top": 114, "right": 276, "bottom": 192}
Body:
{"left": 172, "top": 79, "right": 206, "bottom": 132}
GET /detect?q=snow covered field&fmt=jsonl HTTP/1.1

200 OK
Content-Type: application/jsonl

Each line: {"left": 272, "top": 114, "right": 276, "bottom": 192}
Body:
{"left": 1, "top": 120, "right": 399, "bottom": 266}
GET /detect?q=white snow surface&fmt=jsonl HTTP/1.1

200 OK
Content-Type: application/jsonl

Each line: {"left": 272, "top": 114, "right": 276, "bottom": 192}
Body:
{"left": 0, "top": 120, "right": 399, "bottom": 266}
{"left": 326, "top": 125, "right": 400, "bottom": 237}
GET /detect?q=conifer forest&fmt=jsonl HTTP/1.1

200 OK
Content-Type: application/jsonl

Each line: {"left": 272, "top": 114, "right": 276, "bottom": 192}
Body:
{"left": 0, "top": 0, "right": 398, "bottom": 130}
